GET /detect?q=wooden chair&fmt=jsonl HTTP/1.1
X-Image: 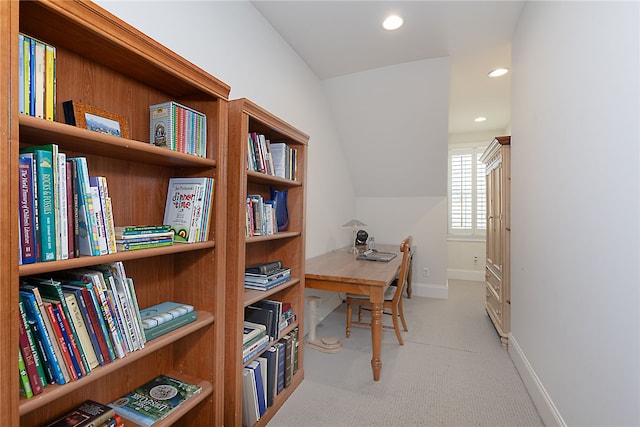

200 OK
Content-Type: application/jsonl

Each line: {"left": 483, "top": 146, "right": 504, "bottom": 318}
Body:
{"left": 346, "top": 236, "right": 413, "bottom": 345}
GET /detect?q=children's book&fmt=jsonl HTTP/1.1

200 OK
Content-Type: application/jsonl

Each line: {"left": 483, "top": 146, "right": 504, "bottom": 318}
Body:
{"left": 163, "top": 177, "right": 209, "bottom": 243}
{"left": 109, "top": 374, "right": 201, "bottom": 426}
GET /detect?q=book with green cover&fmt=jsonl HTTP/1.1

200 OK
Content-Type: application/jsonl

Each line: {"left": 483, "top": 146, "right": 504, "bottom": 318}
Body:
{"left": 109, "top": 374, "right": 201, "bottom": 426}
{"left": 20, "top": 148, "right": 56, "bottom": 261}
{"left": 143, "top": 311, "right": 198, "bottom": 341}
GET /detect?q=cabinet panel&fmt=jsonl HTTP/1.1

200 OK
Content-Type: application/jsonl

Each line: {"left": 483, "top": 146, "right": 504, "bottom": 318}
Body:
{"left": 11, "top": 1, "right": 229, "bottom": 425}
{"left": 226, "top": 98, "right": 308, "bottom": 427}
{"left": 480, "top": 136, "right": 510, "bottom": 350}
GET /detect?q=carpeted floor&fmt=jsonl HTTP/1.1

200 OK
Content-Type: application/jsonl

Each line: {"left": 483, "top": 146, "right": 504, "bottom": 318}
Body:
{"left": 268, "top": 279, "right": 543, "bottom": 426}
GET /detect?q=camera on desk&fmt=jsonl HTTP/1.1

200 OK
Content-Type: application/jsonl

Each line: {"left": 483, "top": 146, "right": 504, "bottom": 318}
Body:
{"left": 355, "top": 229, "right": 375, "bottom": 251}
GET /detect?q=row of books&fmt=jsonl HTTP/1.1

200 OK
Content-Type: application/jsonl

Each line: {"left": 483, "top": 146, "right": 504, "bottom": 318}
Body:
{"left": 18, "top": 144, "right": 117, "bottom": 264}
{"left": 18, "top": 262, "right": 146, "bottom": 397}
{"left": 150, "top": 101, "right": 207, "bottom": 158}
{"left": 246, "top": 194, "right": 277, "bottom": 237}
{"left": 42, "top": 374, "right": 201, "bottom": 427}
{"left": 18, "top": 33, "right": 56, "bottom": 121}
{"left": 246, "top": 133, "right": 298, "bottom": 181}
{"left": 163, "top": 177, "right": 215, "bottom": 243}
{"left": 242, "top": 327, "right": 299, "bottom": 427}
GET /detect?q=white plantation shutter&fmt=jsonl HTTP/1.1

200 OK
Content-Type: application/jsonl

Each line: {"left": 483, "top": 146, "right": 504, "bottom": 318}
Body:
{"left": 476, "top": 152, "right": 486, "bottom": 231}
{"left": 449, "top": 146, "right": 486, "bottom": 236}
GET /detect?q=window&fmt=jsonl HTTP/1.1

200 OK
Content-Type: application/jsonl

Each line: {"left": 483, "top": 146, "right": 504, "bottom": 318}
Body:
{"left": 448, "top": 145, "right": 486, "bottom": 237}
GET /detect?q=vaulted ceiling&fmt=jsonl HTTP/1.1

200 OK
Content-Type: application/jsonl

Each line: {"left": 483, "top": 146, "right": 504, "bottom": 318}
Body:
{"left": 253, "top": 1, "right": 523, "bottom": 135}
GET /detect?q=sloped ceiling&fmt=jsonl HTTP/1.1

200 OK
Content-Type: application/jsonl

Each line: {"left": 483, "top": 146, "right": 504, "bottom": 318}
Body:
{"left": 253, "top": 1, "right": 523, "bottom": 196}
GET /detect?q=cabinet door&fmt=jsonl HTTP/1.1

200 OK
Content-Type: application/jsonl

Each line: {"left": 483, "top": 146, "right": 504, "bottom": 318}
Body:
{"left": 486, "top": 161, "right": 503, "bottom": 275}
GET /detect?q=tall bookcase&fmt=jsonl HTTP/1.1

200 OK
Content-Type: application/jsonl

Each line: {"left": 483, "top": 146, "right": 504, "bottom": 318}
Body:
{"left": 4, "top": 1, "right": 230, "bottom": 425}
{"left": 225, "top": 98, "right": 308, "bottom": 426}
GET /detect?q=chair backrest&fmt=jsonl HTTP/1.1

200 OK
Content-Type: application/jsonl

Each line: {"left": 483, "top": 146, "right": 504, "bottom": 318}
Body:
{"left": 391, "top": 236, "right": 413, "bottom": 304}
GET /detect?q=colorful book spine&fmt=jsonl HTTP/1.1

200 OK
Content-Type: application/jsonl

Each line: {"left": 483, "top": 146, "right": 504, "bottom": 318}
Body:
{"left": 61, "top": 284, "right": 107, "bottom": 366}
{"left": 18, "top": 350, "right": 33, "bottom": 399}
{"left": 18, "top": 34, "right": 25, "bottom": 115}
{"left": 49, "top": 301, "right": 84, "bottom": 379}
{"left": 29, "top": 149, "right": 56, "bottom": 261}
{"left": 18, "top": 155, "right": 37, "bottom": 264}
{"left": 18, "top": 301, "right": 44, "bottom": 395}
{"left": 57, "top": 151, "right": 69, "bottom": 260}
{"left": 69, "top": 157, "right": 100, "bottom": 256}
{"left": 20, "top": 282, "right": 72, "bottom": 383}
{"left": 19, "top": 290, "right": 67, "bottom": 384}
{"left": 44, "top": 44, "right": 55, "bottom": 121}
{"left": 23, "top": 34, "right": 31, "bottom": 116}
{"left": 64, "top": 292, "right": 100, "bottom": 370}
{"left": 149, "top": 101, "right": 207, "bottom": 157}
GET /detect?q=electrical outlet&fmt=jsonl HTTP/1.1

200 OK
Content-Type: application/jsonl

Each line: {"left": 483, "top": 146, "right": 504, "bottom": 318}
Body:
{"left": 423, "top": 267, "right": 429, "bottom": 277}
{"left": 474, "top": 256, "right": 478, "bottom": 264}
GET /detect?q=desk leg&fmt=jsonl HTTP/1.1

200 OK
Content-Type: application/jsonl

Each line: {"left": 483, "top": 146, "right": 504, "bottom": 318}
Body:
{"left": 370, "top": 289, "right": 384, "bottom": 381}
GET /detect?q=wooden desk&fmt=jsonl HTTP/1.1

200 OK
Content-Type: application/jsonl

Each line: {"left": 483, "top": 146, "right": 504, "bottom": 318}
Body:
{"left": 305, "top": 245, "right": 401, "bottom": 381}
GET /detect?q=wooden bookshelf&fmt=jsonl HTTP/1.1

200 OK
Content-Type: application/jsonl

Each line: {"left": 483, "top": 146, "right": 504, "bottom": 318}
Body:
{"left": 5, "top": 1, "right": 229, "bottom": 425}
{"left": 225, "top": 98, "right": 308, "bottom": 426}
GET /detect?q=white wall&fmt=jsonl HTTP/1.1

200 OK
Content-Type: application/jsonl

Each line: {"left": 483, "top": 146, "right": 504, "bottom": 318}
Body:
{"left": 322, "top": 58, "right": 450, "bottom": 297}
{"left": 95, "top": 0, "right": 356, "bottom": 260}
{"left": 510, "top": 2, "right": 639, "bottom": 426}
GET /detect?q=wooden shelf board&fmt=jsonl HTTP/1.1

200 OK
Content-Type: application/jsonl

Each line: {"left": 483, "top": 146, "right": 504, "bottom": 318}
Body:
{"left": 247, "top": 170, "right": 302, "bottom": 187}
{"left": 244, "top": 278, "right": 301, "bottom": 307}
{"left": 19, "top": 115, "right": 217, "bottom": 168}
{"left": 19, "top": 241, "right": 216, "bottom": 276}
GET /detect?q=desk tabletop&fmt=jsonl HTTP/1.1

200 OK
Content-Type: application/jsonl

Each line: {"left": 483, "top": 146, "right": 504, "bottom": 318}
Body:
{"left": 305, "top": 244, "right": 401, "bottom": 287}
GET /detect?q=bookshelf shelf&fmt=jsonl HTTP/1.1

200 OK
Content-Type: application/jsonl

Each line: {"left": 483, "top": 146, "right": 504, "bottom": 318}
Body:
{"left": 18, "top": 312, "right": 214, "bottom": 416}
{"left": 5, "top": 1, "right": 229, "bottom": 425}
{"left": 19, "top": 116, "right": 218, "bottom": 168}
{"left": 226, "top": 98, "right": 308, "bottom": 426}
{"left": 18, "top": 242, "right": 217, "bottom": 277}
{"left": 244, "top": 279, "right": 302, "bottom": 307}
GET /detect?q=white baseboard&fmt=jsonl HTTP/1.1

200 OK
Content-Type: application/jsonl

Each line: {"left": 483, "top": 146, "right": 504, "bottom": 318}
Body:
{"left": 412, "top": 282, "right": 448, "bottom": 299}
{"left": 447, "top": 268, "right": 484, "bottom": 281}
{"left": 509, "top": 333, "right": 566, "bottom": 427}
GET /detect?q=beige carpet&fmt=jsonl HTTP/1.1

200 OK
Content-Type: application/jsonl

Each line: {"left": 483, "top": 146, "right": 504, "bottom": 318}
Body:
{"left": 268, "top": 280, "right": 543, "bottom": 426}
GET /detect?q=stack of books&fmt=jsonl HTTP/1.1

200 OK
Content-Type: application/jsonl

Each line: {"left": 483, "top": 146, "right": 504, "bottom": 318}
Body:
{"left": 243, "top": 321, "right": 269, "bottom": 364}
{"left": 109, "top": 374, "right": 202, "bottom": 426}
{"left": 18, "top": 33, "right": 56, "bottom": 121}
{"left": 163, "top": 177, "right": 215, "bottom": 243}
{"left": 114, "top": 225, "right": 174, "bottom": 252}
{"left": 139, "top": 301, "right": 198, "bottom": 341}
{"left": 18, "top": 262, "right": 146, "bottom": 396}
{"left": 149, "top": 101, "right": 207, "bottom": 158}
{"left": 244, "top": 261, "right": 291, "bottom": 291}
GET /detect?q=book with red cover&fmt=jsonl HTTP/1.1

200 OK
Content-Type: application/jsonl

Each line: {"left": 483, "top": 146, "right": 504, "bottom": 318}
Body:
{"left": 41, "top": 301, "right": 77, "bottom": 381}
{"left": 18, "top": 302, "right": 43, "bottom": 395}
{"left": 47, "top": 300, "right": 85, "bottom": 378}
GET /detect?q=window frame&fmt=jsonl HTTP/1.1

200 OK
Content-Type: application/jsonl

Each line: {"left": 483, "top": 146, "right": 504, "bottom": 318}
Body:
{"left": 448, "top": 143, "right": 488, "bottom": 239}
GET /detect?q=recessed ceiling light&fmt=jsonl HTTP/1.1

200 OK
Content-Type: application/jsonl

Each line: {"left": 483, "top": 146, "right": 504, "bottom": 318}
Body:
{"left": 488, "top": 68, "right": 510, "bottom": 78}
{"left": 474, "top": 117, "right": 487, "bottom": 123}
{"left": 383, "top": 15, "right": 403, "bottom": 31}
